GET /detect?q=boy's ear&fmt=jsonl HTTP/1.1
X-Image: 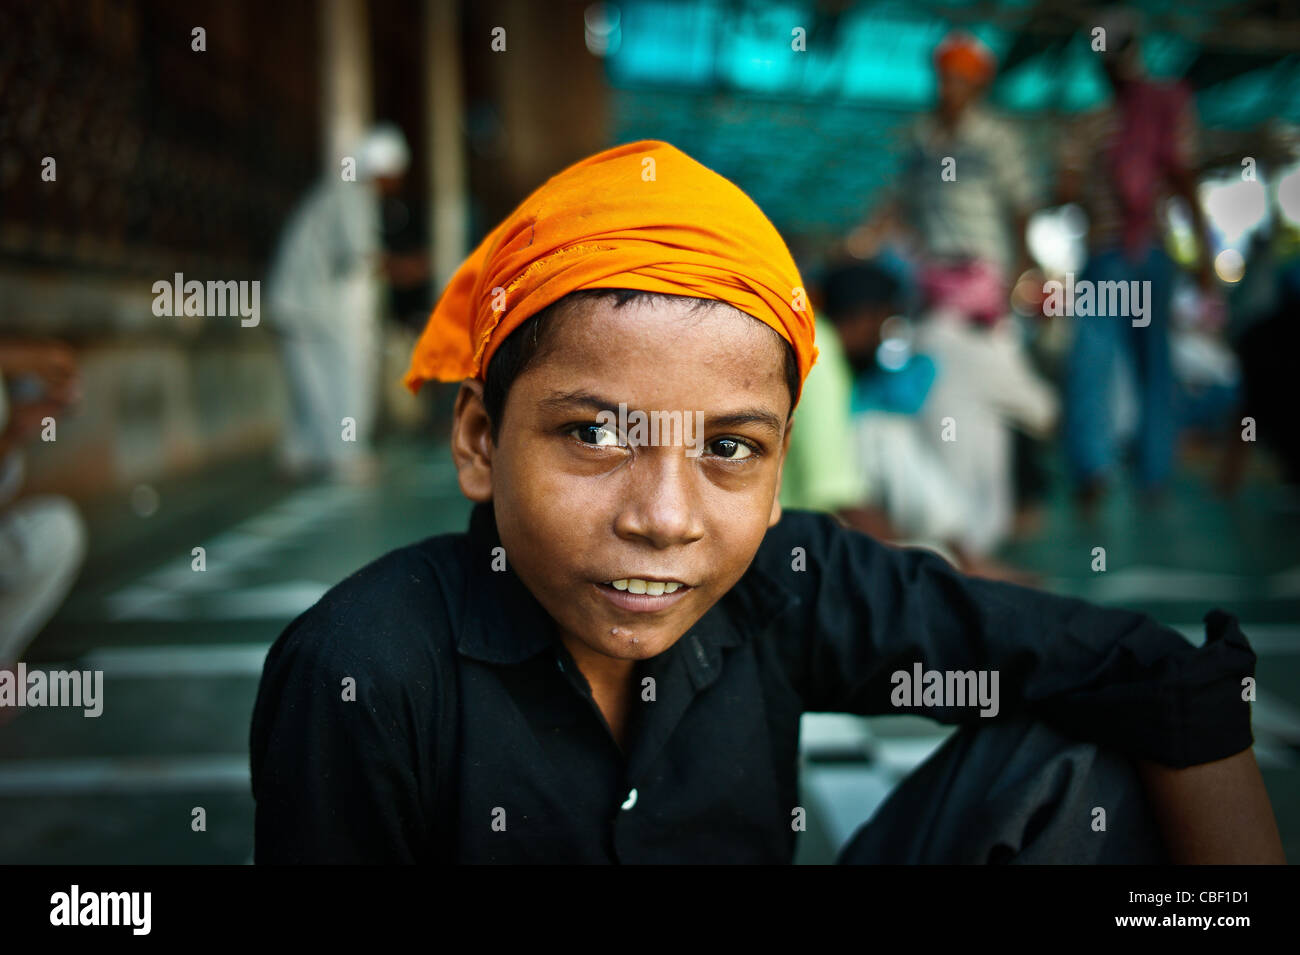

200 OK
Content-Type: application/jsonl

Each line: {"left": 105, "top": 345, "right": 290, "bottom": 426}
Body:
{"left": 450, "top": 380, "right": 494, "bottom": 503}
{"left": 768, "top": 414, "right": 795, "bottom": 528}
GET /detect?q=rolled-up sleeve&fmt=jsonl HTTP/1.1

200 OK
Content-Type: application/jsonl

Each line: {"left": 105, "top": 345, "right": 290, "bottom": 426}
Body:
{"left": 782, "top": 513, "right": 1255, "bottom": 768}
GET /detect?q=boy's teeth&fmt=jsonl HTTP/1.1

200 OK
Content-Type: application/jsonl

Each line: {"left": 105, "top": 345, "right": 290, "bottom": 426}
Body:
{"left": 608, "top": 578, "right": 686, "bottom": 595}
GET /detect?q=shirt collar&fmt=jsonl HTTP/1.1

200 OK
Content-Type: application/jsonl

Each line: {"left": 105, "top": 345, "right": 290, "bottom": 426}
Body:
{"left": 456, "top": 501, "right": 558, "bottom": 664}
{"left": 455, "top": 501, "right": 802, "bottom": 669}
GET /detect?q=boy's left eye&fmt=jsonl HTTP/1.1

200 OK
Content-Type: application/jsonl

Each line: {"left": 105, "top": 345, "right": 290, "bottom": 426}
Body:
{"left": 570, "top": 424, "right": 621, "bottom": 447}
{"left": 708, "top": 438, "right": 753, "bottom": 460}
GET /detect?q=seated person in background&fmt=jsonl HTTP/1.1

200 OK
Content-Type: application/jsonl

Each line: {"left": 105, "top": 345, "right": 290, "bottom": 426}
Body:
{"left": 820, "top": 260, "right": 1032, "bottom": 583}
{"left": 251, "top": 141, "right": 1283, "bottom": 865}
{"left": 776, "top": 301, "right": 894, "bottom": 542}
{"left": 0, "top": 339, "right": 86, "bottom": 668}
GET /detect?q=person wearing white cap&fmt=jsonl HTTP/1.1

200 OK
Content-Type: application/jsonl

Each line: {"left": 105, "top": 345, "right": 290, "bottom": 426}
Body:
{"left": 266, "top": 123, "right": 415, "bottom": 483}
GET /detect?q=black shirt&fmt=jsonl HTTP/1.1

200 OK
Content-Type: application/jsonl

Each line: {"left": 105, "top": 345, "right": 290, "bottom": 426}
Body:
{"left": 249, "top": 502, "right": 1256, "bottom": 864}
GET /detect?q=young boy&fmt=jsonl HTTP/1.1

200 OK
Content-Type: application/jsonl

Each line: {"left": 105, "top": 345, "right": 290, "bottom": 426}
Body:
{"left": 249, "top": 141, "right": 1284, "bottom": 864}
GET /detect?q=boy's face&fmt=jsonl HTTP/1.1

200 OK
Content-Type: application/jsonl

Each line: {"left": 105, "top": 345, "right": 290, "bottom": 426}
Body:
{"left": 452, "top": 296, "right": 794, "bottom": 664}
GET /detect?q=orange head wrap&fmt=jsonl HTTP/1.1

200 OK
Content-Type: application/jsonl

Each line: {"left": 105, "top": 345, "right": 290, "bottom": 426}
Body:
{"left": 934, "top": 31, "right": 997, "bottom": 86}
{"left": 403, "top": 140, "right": 817, "bottom": 402}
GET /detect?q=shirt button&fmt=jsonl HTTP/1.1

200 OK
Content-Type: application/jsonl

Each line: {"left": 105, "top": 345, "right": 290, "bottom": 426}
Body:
{"left": 620, "top": 788, "right": 638, "bottom": 811}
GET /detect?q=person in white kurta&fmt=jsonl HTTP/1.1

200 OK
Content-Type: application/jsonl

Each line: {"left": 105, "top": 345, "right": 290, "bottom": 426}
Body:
{"left": 0, "top": 346, "right": 86, "bottom": 666}
{"left": 266, "top": 125, "right": 411, "bottom": 483}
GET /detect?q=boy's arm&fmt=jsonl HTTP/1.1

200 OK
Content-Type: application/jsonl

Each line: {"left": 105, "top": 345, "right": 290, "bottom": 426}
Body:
{"left": 250, "top": 610, "right": 435, "bottom": 864}
{"left": 1137, "top": 750, "right": 1285, "bottom": 864}
{"left": 794, "top": 514, "right": 1254, "bottom": 768}
{"left": 781, "top": 514, "right": 1282, "bottom": 859}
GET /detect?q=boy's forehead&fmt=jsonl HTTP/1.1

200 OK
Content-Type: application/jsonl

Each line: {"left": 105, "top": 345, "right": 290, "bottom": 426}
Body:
{"left": 555, "top": 294, "right": 770, "bottom": 344}
{"left": 531, "top": 295, "right": 789, "bottom": 402}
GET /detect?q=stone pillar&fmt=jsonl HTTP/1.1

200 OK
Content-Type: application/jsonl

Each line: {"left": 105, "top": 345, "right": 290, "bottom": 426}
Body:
{"left": 425, "top": 0, "right": 470, "bottom": 291}
{"left": 320, "top": 0, "right": 373, "bottom": 174}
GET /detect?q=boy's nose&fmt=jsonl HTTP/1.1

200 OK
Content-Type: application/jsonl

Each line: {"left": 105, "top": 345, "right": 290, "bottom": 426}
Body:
{"left": 612, "top": 455, "right": 705, "bottom": 549}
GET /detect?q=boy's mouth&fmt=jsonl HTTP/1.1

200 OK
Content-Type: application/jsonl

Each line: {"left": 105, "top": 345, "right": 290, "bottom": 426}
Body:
{"left": 595, "top": 577, "right": 692, "bottom": 613}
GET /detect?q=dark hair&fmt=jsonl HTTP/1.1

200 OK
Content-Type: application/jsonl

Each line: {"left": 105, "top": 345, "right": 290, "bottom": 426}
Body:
{"left": 482, "top": 289, "right": 800, "bottom": 441}
{"left": 819, "top": 261, "right": 902, "bottom": 322}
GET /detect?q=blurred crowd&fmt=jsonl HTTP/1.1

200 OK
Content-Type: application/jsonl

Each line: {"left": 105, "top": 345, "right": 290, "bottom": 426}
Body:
{"left": 5, "top": 6, "right": 1300, "bottom": 658}
{"left": 781, "top": 20, "right": 1300, "bottom": 582}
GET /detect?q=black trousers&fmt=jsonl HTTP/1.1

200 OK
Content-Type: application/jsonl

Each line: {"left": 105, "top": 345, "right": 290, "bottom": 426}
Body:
{"left": 837, "top": 717, "right": 1168, "bottom": 864}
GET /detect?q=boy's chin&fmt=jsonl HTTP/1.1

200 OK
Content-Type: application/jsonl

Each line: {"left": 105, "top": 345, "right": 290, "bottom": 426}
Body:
{"left": 575, "top": 624, "right": 685, "bottom": 661}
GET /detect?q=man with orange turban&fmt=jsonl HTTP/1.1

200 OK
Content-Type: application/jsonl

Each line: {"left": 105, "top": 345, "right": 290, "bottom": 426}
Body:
{"left": 858, "top": 30, "right": 1055, "bottom": 561}
{"left": 252, "top": 140, "right": 1281, "bottom": 866}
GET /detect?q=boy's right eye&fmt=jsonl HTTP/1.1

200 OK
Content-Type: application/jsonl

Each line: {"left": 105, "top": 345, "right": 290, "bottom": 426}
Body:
{"left": 569, "top": 423, "right": 621, "bottom": 447}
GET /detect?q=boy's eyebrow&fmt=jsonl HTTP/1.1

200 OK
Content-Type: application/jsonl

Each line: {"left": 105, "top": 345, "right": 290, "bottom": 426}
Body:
{"left": 706, "top": 409, "right": 785, "bottom": 437}
{"left": 538, "top": 390, "right": 784, "bottom": 436}
{"left": 537, "top": 390, "right": 619, "bottom": 414}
